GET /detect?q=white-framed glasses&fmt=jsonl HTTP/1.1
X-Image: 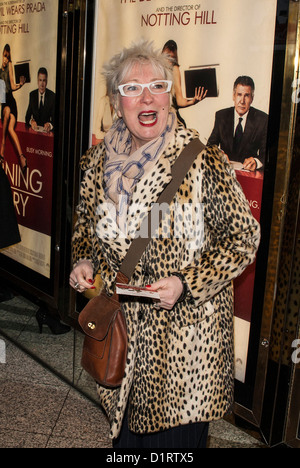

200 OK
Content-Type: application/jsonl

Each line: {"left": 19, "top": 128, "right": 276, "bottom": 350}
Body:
{"left": 118, "top": 80, "right": 172, "bottom": 97}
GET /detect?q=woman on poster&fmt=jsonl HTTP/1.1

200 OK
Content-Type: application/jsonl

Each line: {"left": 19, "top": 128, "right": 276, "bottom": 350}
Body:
{"left": 162, "top": 40, "right": 207, "bottom": 126}
{"left": 70, "top": 40, "right": 260, "bottom": 448}
{"left": 0, "top": 44, "right": 27, "bottom": 173}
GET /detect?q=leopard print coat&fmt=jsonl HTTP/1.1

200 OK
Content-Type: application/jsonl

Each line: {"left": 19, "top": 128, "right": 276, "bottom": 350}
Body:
{"left": 72, "top": 124, "right": 260, "bottom": 439}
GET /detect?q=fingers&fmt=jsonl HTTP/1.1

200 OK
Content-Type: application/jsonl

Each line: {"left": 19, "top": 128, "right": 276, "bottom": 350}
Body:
{"left": 194, "top": 87, "right": 208, "bottom": 102}
{"left": 243, "top": 158, "right": 257, "bottom": 171}
{"left": 147, "top": 276, "right": 183, "bottom": 310}
{"left": 69, "top": 260, "right": 95, "bottom": 293}
{"left": 70, "top": 277, "right": 95, "bottom": 293}
{"left": 199, "top": 87, "right": 208, "bottom": 100}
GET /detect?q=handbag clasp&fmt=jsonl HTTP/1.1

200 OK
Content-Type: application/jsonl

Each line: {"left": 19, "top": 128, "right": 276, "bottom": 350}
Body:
{"left": 88, "top": 321, "right": 96, "bottom": 330}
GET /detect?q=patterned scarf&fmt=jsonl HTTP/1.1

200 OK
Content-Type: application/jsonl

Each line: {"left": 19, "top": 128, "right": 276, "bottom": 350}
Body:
{"left": 103, "top": 111, "right": 176, "bottom": 218}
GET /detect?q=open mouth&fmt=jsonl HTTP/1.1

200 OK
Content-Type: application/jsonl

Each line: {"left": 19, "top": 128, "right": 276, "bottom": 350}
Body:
{"left": 138, "top": 111, "right": 158, "bottom": 126}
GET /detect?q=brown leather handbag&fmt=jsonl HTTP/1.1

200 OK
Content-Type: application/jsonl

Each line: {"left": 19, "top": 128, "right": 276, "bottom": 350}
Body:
{"left": 78, "top": 138, "right": 204, "bottom": 388}
{"left": 78, "top": 271, "right": 128, "bottom": 387}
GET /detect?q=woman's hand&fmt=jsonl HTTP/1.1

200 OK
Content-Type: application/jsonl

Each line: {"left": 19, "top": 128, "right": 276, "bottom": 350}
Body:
{"left": 146, "top": 275, "right": 183, "bottom": 310}
{"left": 69, "top": 260, "right": 95, "bottom": 293}
{"left": 192, "top": 86, "right": 208, "bottom": 105}
{"left": 19, "top": 75, "right": 26, "bottom": 87}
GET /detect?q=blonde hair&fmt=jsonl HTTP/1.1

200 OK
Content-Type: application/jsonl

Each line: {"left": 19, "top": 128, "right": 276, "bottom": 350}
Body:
{"left": 102, "top": 39, "right": 173, "bottom": 103}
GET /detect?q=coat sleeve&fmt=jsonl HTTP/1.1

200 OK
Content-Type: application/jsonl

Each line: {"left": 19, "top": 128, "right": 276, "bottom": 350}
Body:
{"left": 175, "top": 145, "right": 260, "bottom": 320}
{"left": 71, "top": 145, "right": 109, "bottom": 276}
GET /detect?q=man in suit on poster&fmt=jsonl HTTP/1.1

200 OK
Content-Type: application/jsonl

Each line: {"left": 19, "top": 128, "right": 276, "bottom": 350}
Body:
{"left": 208, "top": 76, "right": 268, "bottom": 171}
{"left": 25, "top": 67, "right": 55, "bottom": 133}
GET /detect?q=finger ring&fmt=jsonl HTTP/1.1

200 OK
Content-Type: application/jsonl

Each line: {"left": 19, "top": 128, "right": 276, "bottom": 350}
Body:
{"left": 74, "top": 282, "right": 80, "bottom": 290}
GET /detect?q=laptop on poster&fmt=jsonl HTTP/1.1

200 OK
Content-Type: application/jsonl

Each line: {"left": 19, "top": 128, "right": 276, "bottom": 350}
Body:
{"left": 184, "top": 66, "right": 218, "bottom": 98}
{"left": 14, "top": 61, "right": 31, "bottom": 84}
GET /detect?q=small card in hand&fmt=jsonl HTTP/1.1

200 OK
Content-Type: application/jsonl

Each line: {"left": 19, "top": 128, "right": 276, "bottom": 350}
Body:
{"left": 116, "top": 283, "right": 160, "bottom": 299}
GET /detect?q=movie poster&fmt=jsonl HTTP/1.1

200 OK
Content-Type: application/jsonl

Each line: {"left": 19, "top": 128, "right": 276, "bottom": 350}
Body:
{"left": 0, "top": 0, "right": 59, "bottom": 278}
{"left": 90, "top": 0, "right": 277, "bottom": 382}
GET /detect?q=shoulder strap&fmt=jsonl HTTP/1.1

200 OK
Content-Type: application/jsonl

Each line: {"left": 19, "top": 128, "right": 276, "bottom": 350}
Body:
{"left": 120, "top": 138, "right": 205, "bottom": 279}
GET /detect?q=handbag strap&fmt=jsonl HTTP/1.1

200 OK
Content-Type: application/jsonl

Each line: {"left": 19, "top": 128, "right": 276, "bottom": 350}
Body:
{"left": 119, "top": 138, "right": 205, "bottom": 279}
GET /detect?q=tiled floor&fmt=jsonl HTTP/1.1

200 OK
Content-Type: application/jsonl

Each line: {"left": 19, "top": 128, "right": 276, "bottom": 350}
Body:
{"left": 0, "top": 294, "right": 266, "bottom": 448}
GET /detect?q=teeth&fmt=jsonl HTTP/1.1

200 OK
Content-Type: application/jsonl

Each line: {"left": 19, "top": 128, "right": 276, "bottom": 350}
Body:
{"left": 141, "top": 117, "right": 156, "bottom": 124}
{"left": 138, "top": 112, "right": 157, "bottom": 125}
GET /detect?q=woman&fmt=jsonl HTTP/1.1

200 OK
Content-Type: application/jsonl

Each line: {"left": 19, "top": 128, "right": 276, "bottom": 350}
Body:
{"left": 70, "top": 40, "right": 260, "bottom": 448}
{"left": 0, "top": 44, "right": 27, "bottom": 172}
{"left": 162, "top": 40, "right": 207, "bottom": 126}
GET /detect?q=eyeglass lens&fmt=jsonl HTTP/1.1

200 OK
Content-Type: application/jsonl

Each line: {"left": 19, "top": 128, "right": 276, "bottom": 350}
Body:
{"left": 120, "top": 81, "right": 170, "bottom": 96}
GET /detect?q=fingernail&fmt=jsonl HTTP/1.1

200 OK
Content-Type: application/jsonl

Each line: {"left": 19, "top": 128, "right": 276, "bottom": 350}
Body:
{"left": 90, "top": 287, "right": 96, "bottom": 290}
{"left": 88, "top": 279, "right": 95, "bottom": 284}
{"left": 146, "top": 285, "right": 151, "bottom": 288}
